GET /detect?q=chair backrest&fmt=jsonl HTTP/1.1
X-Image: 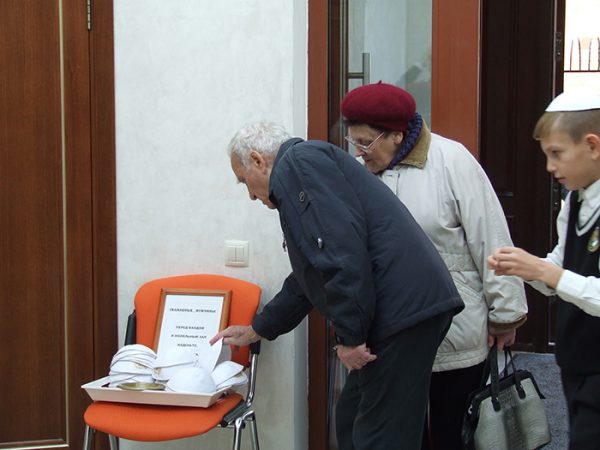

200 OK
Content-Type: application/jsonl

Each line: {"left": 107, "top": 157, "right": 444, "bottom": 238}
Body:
{"left": 134, "top": 274, "right": 261, "bottom": 366}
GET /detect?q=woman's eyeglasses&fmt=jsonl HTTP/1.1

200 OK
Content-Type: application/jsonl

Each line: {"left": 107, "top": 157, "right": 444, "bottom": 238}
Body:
{"left": 344, "top": 132, "right": 385, "bottom": 153}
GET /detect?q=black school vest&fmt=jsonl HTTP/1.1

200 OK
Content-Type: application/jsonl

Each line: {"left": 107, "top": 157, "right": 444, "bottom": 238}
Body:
{"left": 556, "top": 191, "right": 600, "bottom": 374}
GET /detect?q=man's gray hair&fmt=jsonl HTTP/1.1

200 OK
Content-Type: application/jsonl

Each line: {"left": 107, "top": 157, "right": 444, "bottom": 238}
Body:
{"left": 227, "top": 121, "right": 291, "bottom": 168}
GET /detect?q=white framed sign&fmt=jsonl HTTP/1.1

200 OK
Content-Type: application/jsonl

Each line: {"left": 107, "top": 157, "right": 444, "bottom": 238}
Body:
{"left": 152, "top": 288, "right": 231, "bottom": 356}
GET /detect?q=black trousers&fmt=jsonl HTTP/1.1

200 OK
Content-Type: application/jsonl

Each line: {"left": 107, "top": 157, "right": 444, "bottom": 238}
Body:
{"left": 422, "top": 361, "right": 486, "bottom": 449}
{"left": 562, "top": 371, "right": 600, "bottom": 450}
{"left": 335, "top": 311, "right": 453, "bottom": 450}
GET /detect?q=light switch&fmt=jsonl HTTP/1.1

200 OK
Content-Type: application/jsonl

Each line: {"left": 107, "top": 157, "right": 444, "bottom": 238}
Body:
{"left": 225, "top": 240, "right": 249, "bottom": 267}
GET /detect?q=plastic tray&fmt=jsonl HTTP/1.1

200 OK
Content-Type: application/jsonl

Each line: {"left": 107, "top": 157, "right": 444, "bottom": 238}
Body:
{"left": 82, "top": 376, "right": 231, "bottom": 408}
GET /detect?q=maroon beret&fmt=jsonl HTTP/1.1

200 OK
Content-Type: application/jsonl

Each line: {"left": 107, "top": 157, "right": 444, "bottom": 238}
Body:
{"left": 341, "top": 82, "right": 416, "bottom": 132}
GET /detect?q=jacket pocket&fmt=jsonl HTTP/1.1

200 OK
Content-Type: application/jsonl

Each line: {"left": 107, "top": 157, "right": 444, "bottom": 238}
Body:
{"left": 438, "top": 274, "right": 488, "bottom": 354}
{"left": 289, "top": 190, "right": 327, "bottom": 258}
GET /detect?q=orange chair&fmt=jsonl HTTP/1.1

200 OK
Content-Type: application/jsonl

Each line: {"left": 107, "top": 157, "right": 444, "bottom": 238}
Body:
{"left": 82, "top": 274, "right": 262, "bottom": 450}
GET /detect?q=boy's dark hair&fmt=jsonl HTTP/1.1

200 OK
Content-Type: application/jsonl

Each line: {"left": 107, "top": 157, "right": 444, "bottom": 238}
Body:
{"left": 533, "top": 110, "right": 600, "bottom": 142}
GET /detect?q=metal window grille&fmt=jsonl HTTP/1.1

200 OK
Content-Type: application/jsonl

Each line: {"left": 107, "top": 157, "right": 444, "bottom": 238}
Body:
{"left": 565, "top": 37, "right": 600, "bottom": 72}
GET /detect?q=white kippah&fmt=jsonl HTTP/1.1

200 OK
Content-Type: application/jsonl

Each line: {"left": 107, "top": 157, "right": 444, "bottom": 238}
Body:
{"left": 546, "top": 91, "right": 600, "bottom": 112}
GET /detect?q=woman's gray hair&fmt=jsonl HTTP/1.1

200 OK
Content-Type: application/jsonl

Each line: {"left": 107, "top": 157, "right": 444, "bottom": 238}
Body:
{"left": 227, "top": 121, "right": 291, "bottom": 168}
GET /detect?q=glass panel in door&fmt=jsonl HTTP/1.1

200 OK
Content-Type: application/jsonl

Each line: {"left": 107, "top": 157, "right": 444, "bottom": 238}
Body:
{"left": 329, "top": 0, "right": 433, "bottom": 151}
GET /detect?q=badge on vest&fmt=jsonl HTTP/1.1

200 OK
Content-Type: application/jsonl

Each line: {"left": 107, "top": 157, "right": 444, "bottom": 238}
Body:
{"left": 588, "top": 226, "right": 600, "bottom": 253}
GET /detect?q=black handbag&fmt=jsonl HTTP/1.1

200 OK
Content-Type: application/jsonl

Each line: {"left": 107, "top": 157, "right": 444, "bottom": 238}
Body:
{"left": 461, "top": 345, "right": 551, "bottom": 450}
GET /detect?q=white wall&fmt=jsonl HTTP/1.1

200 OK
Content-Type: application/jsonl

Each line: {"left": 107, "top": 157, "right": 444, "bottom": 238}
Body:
{"left": 114, "top": 1, "right": 308, "bottom": 449}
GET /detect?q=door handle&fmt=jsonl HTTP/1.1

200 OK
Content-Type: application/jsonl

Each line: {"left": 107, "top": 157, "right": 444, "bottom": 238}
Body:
{"left": 347, "top": 52, "right": 371, "bottom": 85}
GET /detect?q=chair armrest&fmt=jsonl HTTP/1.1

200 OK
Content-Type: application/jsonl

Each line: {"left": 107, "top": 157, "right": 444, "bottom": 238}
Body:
{"left": 220, "top": 399, "right": 248, "bottom": 427}
{"left": 250, "top": 340, "right": 261, "bottom": 355}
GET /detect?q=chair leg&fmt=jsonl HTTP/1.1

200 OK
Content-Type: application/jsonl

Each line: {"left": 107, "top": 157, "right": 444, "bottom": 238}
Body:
{"left": 108, "top": 435, "right": 119, "bottom": 450}
{"left": 232, "top": 417, "right": 244, "bottom": 450}
{"left": 248, "top": 413, "right": 259, "bottom": 450}
{"left": 83, "top": 425, "right": 95, "bottom": 450}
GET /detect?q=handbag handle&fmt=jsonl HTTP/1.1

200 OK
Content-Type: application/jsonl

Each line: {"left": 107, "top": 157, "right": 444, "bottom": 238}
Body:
{"left": 488, "top": 344, "right": 502, "bottom": 411}
{"left": 501, "top": 347, "right": 527, "bottom": 399}
{"left": 488, "top": 345, "right": 527, "bottom": 411}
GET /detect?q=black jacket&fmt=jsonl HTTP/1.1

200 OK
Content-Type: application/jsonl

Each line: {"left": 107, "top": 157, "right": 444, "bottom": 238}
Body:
{"left": 252, "top": 138, "right": 463, "bottom": 346}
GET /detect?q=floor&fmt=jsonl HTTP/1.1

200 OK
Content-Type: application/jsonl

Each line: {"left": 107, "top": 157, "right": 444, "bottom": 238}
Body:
{"left": 512, "top": 352, "right": 568, "bottom": 449}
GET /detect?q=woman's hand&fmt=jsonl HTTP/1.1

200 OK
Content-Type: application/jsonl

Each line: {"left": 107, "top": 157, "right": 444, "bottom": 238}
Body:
{"left": 488, "top": 329, "right": 516, "bottom": 351}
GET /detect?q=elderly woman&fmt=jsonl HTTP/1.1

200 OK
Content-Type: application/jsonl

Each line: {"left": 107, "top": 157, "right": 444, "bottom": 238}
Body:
{"left": 341, "top": 82, "right": 528, "bottom": 450}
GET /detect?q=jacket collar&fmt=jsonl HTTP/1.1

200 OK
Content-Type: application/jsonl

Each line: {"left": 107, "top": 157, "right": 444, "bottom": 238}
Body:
{"left": 397, "top": 122, "right": 431, "bottom": 169}
{"left": 273, "top": 137, "right": 304, "bottom": 169}
{"left": 269, "top": 137, "right": 304, "bottom": 207}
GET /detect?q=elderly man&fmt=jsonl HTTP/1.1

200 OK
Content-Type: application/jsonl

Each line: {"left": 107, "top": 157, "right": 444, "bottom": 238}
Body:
{"left": 211, "top": 121, "right": 463, "bottom": 450}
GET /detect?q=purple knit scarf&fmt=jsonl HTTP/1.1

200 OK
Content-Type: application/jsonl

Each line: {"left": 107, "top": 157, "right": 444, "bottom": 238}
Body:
{"left": 386, "top": 112, "right": 423, "bottom": 170}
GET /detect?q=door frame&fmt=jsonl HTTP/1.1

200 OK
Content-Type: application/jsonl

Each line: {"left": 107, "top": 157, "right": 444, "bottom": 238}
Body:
{"left": 67, "top": 0, "right": 117, "bottom": 447}
{"left": 307, "top": 2, "right": 329, "bottom": 448}
{"left": 88, "top": 0, "right": 117, "bottom": 378}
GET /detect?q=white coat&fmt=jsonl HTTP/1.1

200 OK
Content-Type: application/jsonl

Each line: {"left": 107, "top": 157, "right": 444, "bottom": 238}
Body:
{"left": 374, "top": 126, "right": 528, "bottom": 371}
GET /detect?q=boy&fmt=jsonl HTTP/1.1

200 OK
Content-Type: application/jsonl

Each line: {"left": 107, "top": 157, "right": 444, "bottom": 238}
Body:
{"left": 488, "top": 91, "right": 600, "bottom": 449}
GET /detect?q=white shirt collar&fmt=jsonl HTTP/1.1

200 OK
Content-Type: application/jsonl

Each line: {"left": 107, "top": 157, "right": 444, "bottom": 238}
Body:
{"left": 579, "top": 178, "right": 600, "bottom": 205}
{"left": 576, "top": 179, "right": 600, "bottom": 232}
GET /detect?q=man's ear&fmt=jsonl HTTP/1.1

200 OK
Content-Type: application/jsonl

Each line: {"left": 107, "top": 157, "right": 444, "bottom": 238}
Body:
{"left": 586, "top": 133, "right": 600, "bottom": 160}
{"left": 249, "top": 150, "right": 270, "bottom": 172}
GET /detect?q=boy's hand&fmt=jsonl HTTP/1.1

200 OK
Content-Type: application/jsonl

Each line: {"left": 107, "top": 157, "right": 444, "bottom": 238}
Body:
{"left": 488, "top": 247, "right": 541, "bottom": 278}
{"left": 488, "top": 246, "right": 564, "bottom": 288}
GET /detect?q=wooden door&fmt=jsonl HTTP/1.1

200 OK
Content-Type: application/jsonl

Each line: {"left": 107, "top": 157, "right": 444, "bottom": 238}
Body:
{"left": 0, "top": 1, "right": 116, "bottom": 448}
{"left": 479, "top": 0, "right": 564, "bottom": 353}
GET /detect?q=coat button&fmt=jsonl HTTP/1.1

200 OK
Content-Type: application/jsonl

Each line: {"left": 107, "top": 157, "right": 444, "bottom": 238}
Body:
{"left": 299, "top": 191, "right": 305, "bottom": 202}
